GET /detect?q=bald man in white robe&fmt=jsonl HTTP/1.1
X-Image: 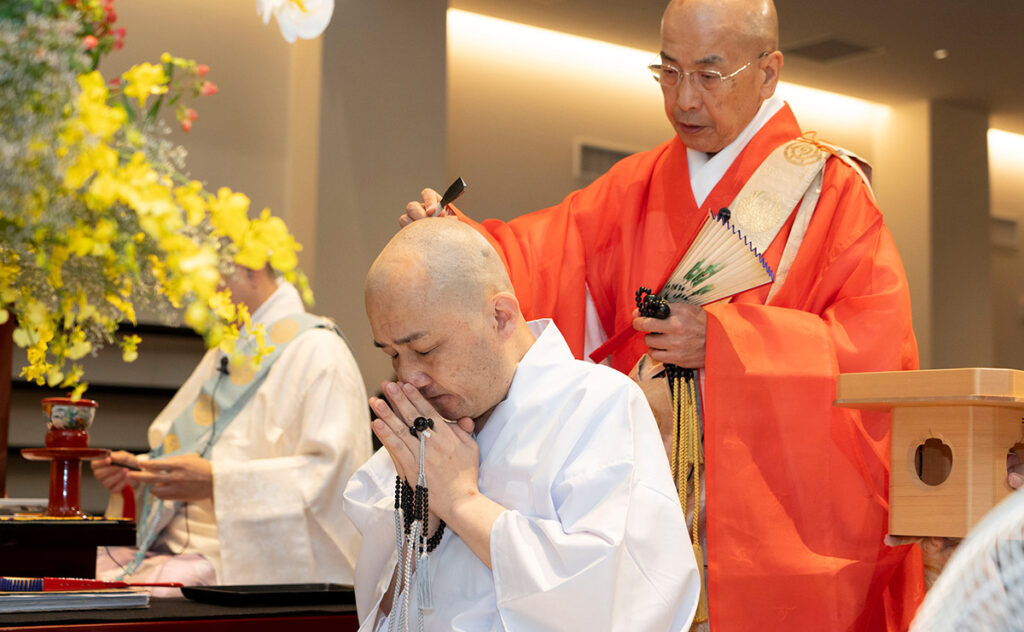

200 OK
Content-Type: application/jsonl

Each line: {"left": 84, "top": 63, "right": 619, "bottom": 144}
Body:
{"left": 344, "top": 219, "right": 700, "bottom": 631}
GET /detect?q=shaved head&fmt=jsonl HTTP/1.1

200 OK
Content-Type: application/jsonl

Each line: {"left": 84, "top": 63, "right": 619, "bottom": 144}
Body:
{"left": 664, "top": 0, "right": 778, "bottom": 53}
{"left": 367, "top": 218, "right": 513, "bottom": 311}
{"left": 366, "top": 219, "right": 534, "bottom": 423}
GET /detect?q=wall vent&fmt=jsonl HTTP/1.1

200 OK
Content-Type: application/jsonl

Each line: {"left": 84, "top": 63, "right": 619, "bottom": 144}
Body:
{"left": 784, "top": 37, "right": 881, "bottom": 63}
{"left": 574, "top": 139, "right": 638, "bottom": 184}
{"left": 991, "top": 215, "right": 1019, "bottom": 250}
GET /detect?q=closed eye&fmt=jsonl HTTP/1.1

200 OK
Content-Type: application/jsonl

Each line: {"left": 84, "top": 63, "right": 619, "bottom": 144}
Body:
{"left": 416, "top": 347, "right": 437, "bottom": 356}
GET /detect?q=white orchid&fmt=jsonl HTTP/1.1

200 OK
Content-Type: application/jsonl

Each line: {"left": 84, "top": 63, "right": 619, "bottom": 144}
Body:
{"left": 257, "top": 0, "right": 334, "bottom": 43}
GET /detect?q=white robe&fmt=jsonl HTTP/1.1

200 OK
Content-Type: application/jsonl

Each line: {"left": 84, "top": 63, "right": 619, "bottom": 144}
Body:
{"left": 132, "top": 280, "right": 373, "bottom": 584}
{"left": 344, "top": 320, "right": 700, "bottom": 631}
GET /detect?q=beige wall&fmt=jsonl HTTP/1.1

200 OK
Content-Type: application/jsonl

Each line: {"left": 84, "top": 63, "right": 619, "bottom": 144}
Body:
{"left": 989, "top": 130, "right": 1024, "bottom": 369}
{"left": 929, "top": 102, "right": 993, "bottom": 368}
{"left": 872, "top": 102, "right": 933, "bottom": 368}
{"left": 447, "top": 11, "right": 667, "bottom": 222}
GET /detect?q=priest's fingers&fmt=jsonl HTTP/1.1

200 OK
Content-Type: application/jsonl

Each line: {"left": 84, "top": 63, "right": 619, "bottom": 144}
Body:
{"left": 450, "top": 417, "right": 477, "bottom": 447}
{"left": 400, "top": 188, "right": 444, "bottom": 226}
{"left": 633, "top": 314, "right": 671, "bottom": 335}
{"left": 370, "top": 420, "right": 417, "bottom": 484}
{"left": 131, "top": 455, "right": 213, "bottom": 501}
{"left": 91, "top": 450, "right": 141, "bottom": 491}
{"left": 646, "top": 340, "right": 706, "bottom": 369}
{"left": 1008, "top": 451, "right": 1024, "bottom": 488}
{"left": 456, "top": 416, "right": 475, "bottom": 435}
{"left": 91, "top": 459, "right": 131, "bottom": 492}
{"left": 136, "top": 453, "right": 209, "bottom": 474}
{"left": 369, "top": 396, "right": 418, "bottom": 477}
{"left": 419, "top": 187, "right": 450, "bottom": 218}
{"left": 398, "top": 382, "right": 460, "bottom": 439}
{"left": 370, "top": 395, "right": 415, "bottom": 444}
{"left": 380, "top": 381, "right": 421, "bottom": 427}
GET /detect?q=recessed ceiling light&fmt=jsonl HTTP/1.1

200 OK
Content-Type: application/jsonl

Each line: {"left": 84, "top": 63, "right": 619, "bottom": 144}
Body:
{"left": 933, "top": 49, "right": 949, "bottom": 60}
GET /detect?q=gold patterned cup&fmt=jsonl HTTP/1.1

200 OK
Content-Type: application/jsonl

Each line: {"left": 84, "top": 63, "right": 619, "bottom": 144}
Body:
{"left": 42, "top": 397, "right": 98, "bottom": 447}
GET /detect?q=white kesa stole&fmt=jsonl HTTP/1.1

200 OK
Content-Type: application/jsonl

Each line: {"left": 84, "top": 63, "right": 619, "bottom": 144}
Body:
{"left": 124, "top": 312, "right": 335, "bottom": 577}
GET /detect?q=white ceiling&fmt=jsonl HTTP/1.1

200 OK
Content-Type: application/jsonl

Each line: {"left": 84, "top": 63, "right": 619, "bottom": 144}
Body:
{"left": 451, "top": 0, "right": 1024, "bottom": 135}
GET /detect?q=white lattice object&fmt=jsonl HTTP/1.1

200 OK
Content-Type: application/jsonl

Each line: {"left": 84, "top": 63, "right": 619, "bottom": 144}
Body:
{"left": 911, "top": 487, "right": 1024, "bottom": 631}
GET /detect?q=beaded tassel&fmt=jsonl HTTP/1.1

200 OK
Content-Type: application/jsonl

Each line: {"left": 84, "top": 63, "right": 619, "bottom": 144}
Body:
{"left": 416, "top": 431, "right": 434, "bottom": 611}
{"left": 389, "top": 418, "right": 446, "bottom": 632}
{"left": 390, "top": 476, "right": 405, "bottom": 632}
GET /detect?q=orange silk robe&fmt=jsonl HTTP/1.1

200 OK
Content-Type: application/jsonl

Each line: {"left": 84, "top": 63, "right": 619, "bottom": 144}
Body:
{"left": 456, "top": 104, "right": 925, "bottom": 631}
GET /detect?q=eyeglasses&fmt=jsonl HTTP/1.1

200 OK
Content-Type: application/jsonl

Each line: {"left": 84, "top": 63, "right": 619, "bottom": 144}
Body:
{"left": 648, "top": 52, "right": 769, "bottom": 91}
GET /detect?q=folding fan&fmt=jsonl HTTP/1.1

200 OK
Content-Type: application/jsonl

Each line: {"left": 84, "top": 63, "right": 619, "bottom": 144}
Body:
{"left": 658, "top": 208, "right": 775, "bottom": 306}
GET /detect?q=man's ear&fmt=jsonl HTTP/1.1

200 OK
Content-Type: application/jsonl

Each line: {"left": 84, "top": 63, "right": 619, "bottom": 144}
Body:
{"left": 759, "top": 50, "right": 783, "bottom": 99}
{"left": 491, "top": 292, "right": 521, "bottom": 340}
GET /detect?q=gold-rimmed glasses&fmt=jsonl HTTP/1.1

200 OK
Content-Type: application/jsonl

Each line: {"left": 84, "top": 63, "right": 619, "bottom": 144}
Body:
{"left": 648, "top": 52, "right": 770, "bottom": 91}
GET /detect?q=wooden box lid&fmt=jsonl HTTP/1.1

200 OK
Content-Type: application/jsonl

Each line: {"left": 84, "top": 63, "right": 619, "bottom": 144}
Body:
{"left": 835, "top": 368, "right": 1024, "bottom": 410}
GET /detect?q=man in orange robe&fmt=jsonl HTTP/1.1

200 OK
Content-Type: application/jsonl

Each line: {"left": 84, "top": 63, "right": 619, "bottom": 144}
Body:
{"left": 403, "top": 0, "right": 924, "bottom": 629}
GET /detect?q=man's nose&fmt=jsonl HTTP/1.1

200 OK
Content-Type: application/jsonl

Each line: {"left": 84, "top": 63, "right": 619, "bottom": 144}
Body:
{"left": 397, "top": 366, "right": 431, "bottom": 390}
{"left": 674, "top": 78, "right": 702, "bottom": 111}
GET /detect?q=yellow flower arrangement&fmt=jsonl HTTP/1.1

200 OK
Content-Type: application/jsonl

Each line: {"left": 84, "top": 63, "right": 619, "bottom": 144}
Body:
{"left": 0, "top": 0, "right": 312, "bottom": 398}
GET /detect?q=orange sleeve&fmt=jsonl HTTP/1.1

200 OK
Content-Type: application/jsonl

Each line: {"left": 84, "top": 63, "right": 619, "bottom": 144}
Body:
{"left": 701, "top": 160, "right": 923, "bottom": 631}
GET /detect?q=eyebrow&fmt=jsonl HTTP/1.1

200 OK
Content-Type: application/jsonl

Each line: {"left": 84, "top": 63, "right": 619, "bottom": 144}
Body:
{"left": 660, "top": 51, "right": 725, "bottom": 66}
{"left": 373, "top": 330, "right": 428, "bottom": 348}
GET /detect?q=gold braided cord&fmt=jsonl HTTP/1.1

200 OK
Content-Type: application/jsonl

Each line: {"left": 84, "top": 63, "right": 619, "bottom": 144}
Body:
{"left": 672, "top": 373, "right": 708, "bottom": 626}
{"left": 672, "top": 375, "right": 686, "bottom": 509}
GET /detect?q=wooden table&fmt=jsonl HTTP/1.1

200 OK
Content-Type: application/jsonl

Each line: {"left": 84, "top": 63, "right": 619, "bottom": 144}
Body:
{"left": 0, "top": 518, "right": 135, "bottom": 579}
{"left": 0, "top": 597, "right": 359, "bottom": 631}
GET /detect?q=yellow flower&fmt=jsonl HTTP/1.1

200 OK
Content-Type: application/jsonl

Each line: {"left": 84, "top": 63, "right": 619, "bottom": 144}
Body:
{"left": 60, "top": 366, "right": 85, "bottom": 390}
{"left": 234, "top": 208, "right": 302, "bottom": 272}
{"left": 120, "top": 334, "right": 142, "bottom": 362}
{"left": 48, "top": 246, "right": 69, "bottom": 288}
{"left": 174, "top": 181, "right": 207, "bottom": 226}
{"left": 75, "top": 72, "right": 126, "bottom": 139}
{"left": 46, "top": 368, "right": 65, "bottom": 387}
{"left": 87, "top": 171, "right": 120, "bottom": 210}
{"left": 70, "top": 382, "right": 89, "bottom": 401}
{"left": 208, "top": 290, "right": 237, "bottom": 322}
{"left": 208, "top": 187, "right": 251, "bottom": 242}
{"left": 64, "top": 142, "right": 118, "bottom": 190}
{"left": 106, "top": 293, "right": 136, "bottom": 323}
{"left": 184, "top": 301, "right": 210, "bottom": 331}
{"left": 122, "top": 63, "right": 169, "bottom": 107}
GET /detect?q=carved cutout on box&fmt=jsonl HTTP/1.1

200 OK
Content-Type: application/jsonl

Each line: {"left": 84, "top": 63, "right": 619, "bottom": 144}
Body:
{"left": 915, "top": 438, "right": 952, "bottom": 486}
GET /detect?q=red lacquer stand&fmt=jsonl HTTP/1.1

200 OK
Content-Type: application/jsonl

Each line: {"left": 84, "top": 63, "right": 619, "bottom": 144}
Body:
{"left": 21, "top": 446, "right": 110, "bottom": 517}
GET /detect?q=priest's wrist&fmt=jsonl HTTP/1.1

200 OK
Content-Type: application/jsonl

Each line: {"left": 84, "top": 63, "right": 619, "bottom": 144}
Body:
{"left": 442, "top": 490, "right": 507, "bottom": 570}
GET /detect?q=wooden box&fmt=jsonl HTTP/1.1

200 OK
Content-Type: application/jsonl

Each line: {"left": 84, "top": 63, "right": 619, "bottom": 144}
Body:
{"left": 835, "top": 368, "right": 1024, "bottom": 537}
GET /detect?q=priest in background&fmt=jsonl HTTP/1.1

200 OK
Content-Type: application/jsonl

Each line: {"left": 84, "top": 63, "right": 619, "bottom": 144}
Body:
{"left": 345, "top": 218, "right": 699, "bottom": 631}
{"left": 91, "top": 264, "right": 372, "bottom": 592}
{"left": 402, "top": 0, "right": 923, "bottom": 629}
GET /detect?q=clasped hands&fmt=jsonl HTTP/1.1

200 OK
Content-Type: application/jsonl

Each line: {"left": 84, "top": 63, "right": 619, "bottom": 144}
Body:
{"left": 91, "top": 450, "right": 213, "bottom": 502}
{"left": 370, "top": 381, "right": 479, "bottom": 527}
